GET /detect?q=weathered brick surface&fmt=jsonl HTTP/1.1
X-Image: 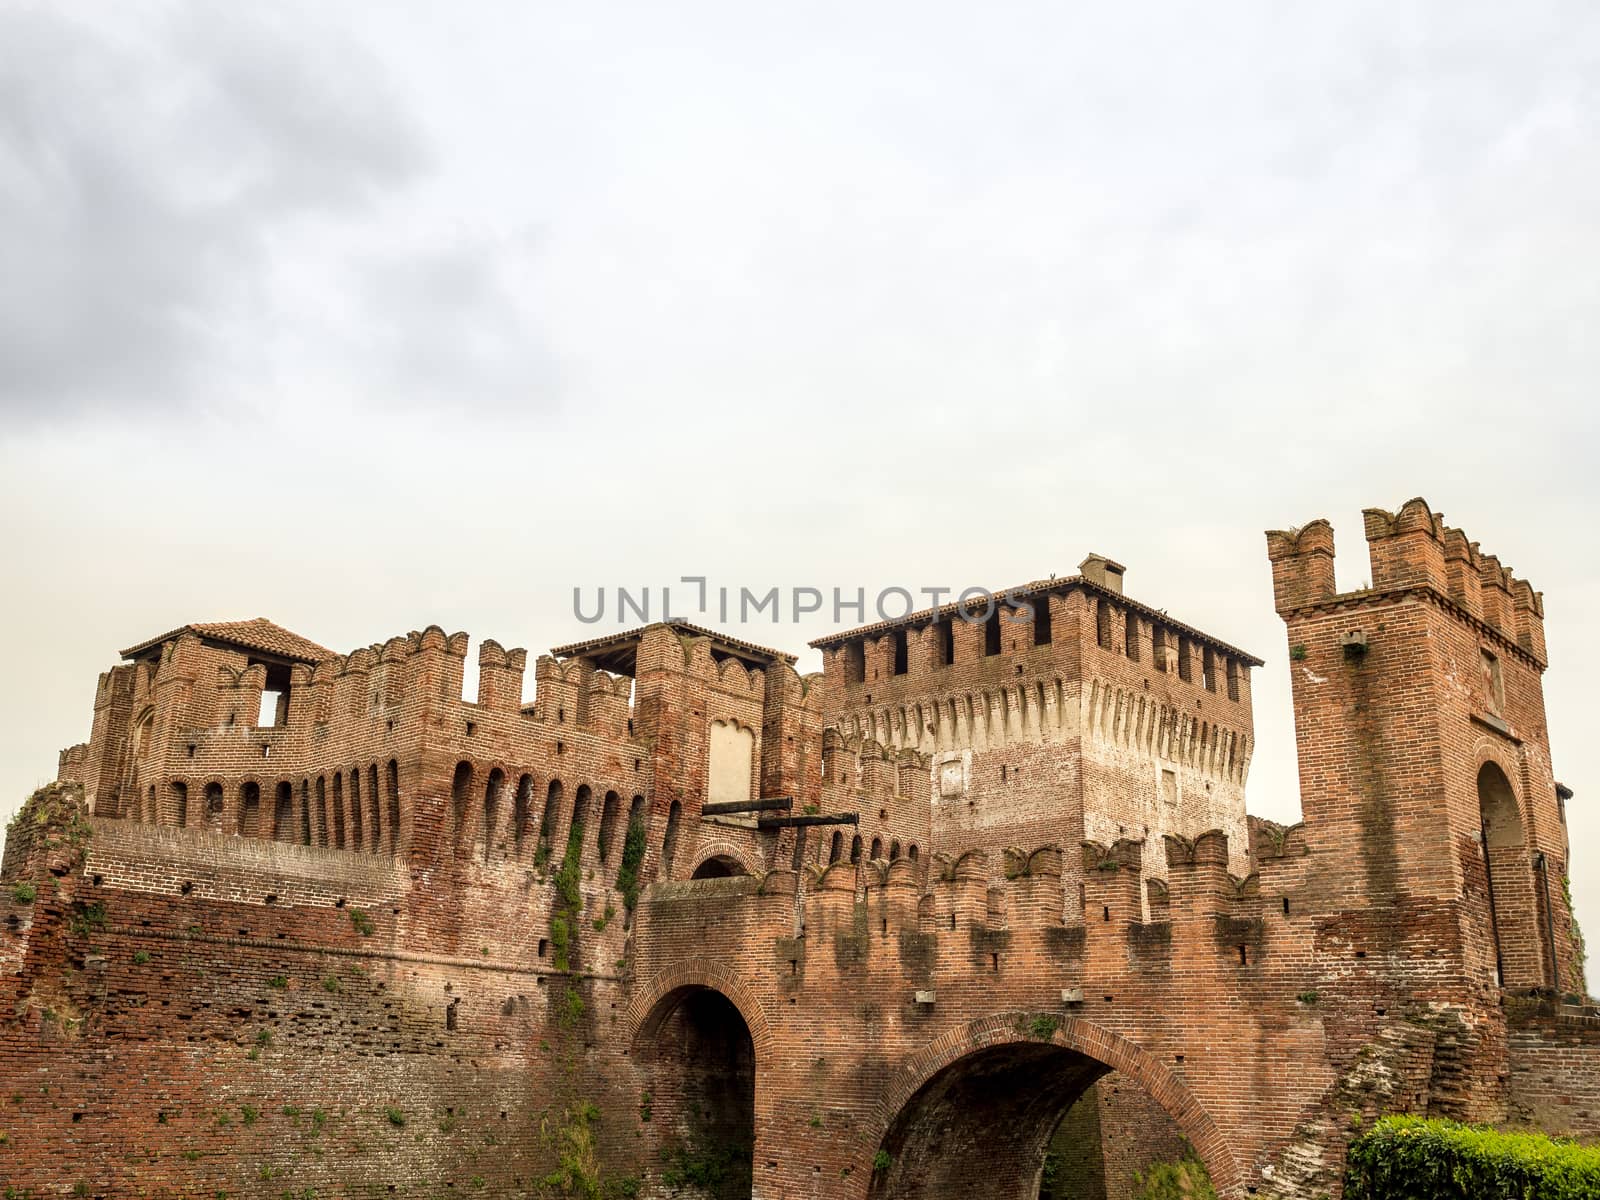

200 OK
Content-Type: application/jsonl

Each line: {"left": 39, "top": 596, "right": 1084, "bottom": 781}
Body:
{"left": 0, "top": 495, "right": 1593, "bottom": 1199}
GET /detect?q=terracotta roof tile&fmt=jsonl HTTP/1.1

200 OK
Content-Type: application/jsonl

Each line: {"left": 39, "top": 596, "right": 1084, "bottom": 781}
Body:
{"left": 121, "top": 619, "right": 334, "bottom": 664}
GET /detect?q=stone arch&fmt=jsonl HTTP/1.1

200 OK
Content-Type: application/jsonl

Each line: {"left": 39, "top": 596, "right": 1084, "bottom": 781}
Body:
{"left": 864, "top": 1013, "right": 1242, "bottom": 1199}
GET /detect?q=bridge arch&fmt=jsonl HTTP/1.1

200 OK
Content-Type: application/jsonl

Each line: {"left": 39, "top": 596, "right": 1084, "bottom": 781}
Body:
{"left": 864, "top": 1013, "right": 1242, "bottom": 1199}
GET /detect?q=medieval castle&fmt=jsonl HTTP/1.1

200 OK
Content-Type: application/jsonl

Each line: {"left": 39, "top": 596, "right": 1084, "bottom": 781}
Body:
{"left": 0, "top": 496, "right": 1591, "bottom": 1198}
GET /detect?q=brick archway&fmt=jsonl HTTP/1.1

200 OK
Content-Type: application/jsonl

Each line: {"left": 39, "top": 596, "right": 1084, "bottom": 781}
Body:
{"left": 626, "top": 961, "right": 775, "bottom": 1062}
{"left": 683, "top": 836, "right": 759, "bottom": 880}
{"left": 865, "top": 1013, "right": 1243, "bottom": 1199}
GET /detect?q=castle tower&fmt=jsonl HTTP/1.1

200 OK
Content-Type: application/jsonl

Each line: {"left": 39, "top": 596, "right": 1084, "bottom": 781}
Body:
{"left": 810, "top": 561, "right": 1260, "bottom": 916}
{"left": 1267, "top": 499, "right": 1577, "bottom": 997}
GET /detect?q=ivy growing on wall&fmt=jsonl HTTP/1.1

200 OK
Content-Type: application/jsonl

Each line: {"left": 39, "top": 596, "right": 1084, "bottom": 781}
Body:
{"left": 614, "top": 815, "right": 648, "bottom": 913}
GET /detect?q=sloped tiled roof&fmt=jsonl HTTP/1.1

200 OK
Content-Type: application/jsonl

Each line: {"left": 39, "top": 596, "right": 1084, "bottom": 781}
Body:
{"left": 121, "top": 618, "right": 334, "bottom": 664}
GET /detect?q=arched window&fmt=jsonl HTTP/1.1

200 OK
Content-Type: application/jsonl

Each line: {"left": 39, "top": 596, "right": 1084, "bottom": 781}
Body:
{"left": 539, "top": 780, "right": 562, "bottom": 862}
{"left": 850, "top": 835, "right": 862, "bottom": 864}
{"left": 483, "top": 769, "right": 505, "bottom": 864}
{"left": 908, "top": 843, "right": 919, "bottom": 861}
{"left": 598, "top": 791, "right": 620, "bottom": 864}
{"left": 299, "top": 779, "right": 312, "bottom": 845}
{"left": 450, "top": 762, "right": 472, "bottom": 852}
{"left": 273, "top": 782, "right": 293, "bottom": 842}
{"left": 870, "top": 836, "right": 883, "bottom": 861}
{"left": 663, "top": 800, "right": 683, "bottom": 874}
{"left": 240, "top": 782, "right": 261, "bottom": 838}
{"left": 513, "top": 775, "right": 534, "bottom": 858}
{"left": 315, "top": 776, "right": 329, "bottom": 847}
{"left": 171, "top": 781, "right": 188, "bottom": 828}
{"left": 889, "top": 839, "right": 901, "bottom": 861}
{"left": 386, "top": 760, "right": 400, "bottom": 854}
{"left": 331, "top": 773, "right": 346, "bottom": 848}
{"left": 368, "top": 764, "right": 381, "bottom": 852}
{"left": 204, "top": 782, "right": 224, "bottom": 830}
{"left": 829, "top": 831, "right": 843, "bottom": 864}
{"left": 348, "top": 769, "right": 364, "bottom": 850}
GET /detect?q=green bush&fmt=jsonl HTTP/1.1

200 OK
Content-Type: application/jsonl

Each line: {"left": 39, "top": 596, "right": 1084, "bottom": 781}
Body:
{"left": 1345, "top": 1116, "right": 1600, "bottom": 1200}
{"left": 11, "top": 881, "right": 36, "bottom": 904}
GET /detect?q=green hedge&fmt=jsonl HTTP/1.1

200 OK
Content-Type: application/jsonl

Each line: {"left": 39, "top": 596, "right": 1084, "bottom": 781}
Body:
{"left": 1345, "top": 1117, "right": 1600, "bottom": 1200}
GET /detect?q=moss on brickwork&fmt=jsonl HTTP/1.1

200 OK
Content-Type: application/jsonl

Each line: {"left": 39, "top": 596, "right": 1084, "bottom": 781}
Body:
{"left": 1560, "top": 874, "right": 1587, "bottom": 997}
{"left": 1133, "top": 1152, "right": 1216, "bottom": 1200}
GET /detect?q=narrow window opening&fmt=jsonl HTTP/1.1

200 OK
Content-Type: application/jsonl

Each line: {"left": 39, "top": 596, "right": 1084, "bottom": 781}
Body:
{"left": 828, "top": 831, "right": 842, "bottom": 864}
{"left": 892, "top": 629, "right": 908, "bottom": 676}
{"left": 850, "top": 835, "right": 862, "bottom": 864}
{"left": 1481, "top": 649, "right": 1505, "bottom": 716}
{"left": 482, "top": 769, "right": 504, "bottom": 864}
{"left": 450, "top": 762, "right": 472, "bottom": 853}
{"left": 870, "top": 837, "right": 883, "bottom": 860}
{"left": 1033, "top": 599, "right": 1052, "bottom": 646}
{"left": 1238, "top": 944, "right": 1248, "bottom": 966}
{"left": 1226, "top": 658, "right": 1241, "bottom": 701}
{"left": 1096, "top": 601, "right": 1112, "bottom": 651}
{"left": 662, "top": 800, "right": 683, "bottom": 872}
{"left": 937, "top": 618, "right": 955, "bottom": 667}
{"left": 597, "top": 791, "right": 620, "bottom": 865}
{"left": 1124, "top": 611, "right": 1140, "bottom": 662}
{"left": 1282, "top": 896, "right": 1290, "bottom": 916}
{"left": 1203, "top": 647, "right": 1218, "bottom": 693}
{"left": 984, "top": 609, "right": 1002, "bottom": 656}
{"left": 1152, "top": 627, "right": 1167, "bottom": 672}
{"left": 1102, "top": 905, "right": 1110, "bottom": 922}
{"left": 843, "top": 642, "right": 865, "bottom": 684}
{"left": 240, "top": 782, "right": 261, "bottom": 838}
{"left": 1177, "top": 636, "right": 1194, "bottom": 683}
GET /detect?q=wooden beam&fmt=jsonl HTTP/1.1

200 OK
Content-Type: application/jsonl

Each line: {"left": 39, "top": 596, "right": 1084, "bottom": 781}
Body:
{"left": 757, "top": 813, "right": 859, "bottom": 830}
{"left": 701, "top": 797, "right": 794, "bottom": 816}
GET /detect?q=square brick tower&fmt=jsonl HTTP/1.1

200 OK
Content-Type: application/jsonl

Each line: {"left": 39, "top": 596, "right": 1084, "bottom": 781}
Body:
{"left": 811, "top": 560, "right": 1260, "bottom": 914}
{"left": 1267, "top": 498, "right": 1579, "bottom": 1117}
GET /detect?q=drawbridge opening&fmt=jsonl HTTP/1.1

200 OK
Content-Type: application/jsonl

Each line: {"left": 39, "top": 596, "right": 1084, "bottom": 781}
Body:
{"left": 690, "top": 855, "right": 749, "bottom": 879}
{"left": 636, "top": 986, "right": 754, "bottom": 1199}
{"left": 871, "top": 1043, "right": 1207, "bottom": 1200}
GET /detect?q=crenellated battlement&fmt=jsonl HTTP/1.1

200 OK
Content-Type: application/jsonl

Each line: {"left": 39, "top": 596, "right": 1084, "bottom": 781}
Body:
{"left": 1269, "top": 497, "right": 1546, "bottom": 665}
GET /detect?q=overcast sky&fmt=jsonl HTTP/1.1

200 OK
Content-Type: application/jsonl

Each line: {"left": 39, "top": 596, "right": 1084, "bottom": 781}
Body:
{"left": 2, "top": 2, "right": 1596, "bottom": 956}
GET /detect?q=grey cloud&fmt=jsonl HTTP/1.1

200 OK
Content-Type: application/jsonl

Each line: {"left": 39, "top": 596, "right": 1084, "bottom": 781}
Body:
{"left": 0, "top": 4, "right": 537, "bottom": 424}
